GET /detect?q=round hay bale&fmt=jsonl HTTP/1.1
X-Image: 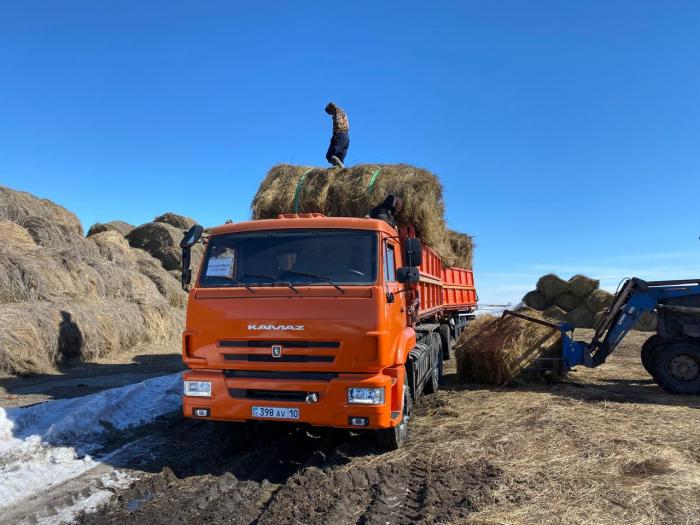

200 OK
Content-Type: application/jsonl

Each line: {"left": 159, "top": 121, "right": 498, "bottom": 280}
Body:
{"left": 154, "top": 212, "right": 197, "bottom": 231}
{"left": 0, "top": 248, "right": 75, "bottom": 303}
{"left": 568, "top": 274, "right": 599, "bottom": 298}
{"left": 126, "top": 222, "right": 187, "bottom": 271}
{"left": 250, "top": 164, "right": 471, "bottom": 268}
{"left": 87, "top": 220, "right": 134, "bottom": 237}
{"left": 593, "top": 310, "right": 605, "bottom": 329}
{"left": 552, "top": 292, "right": 581, "bottom": 312}
{"left": 0, "top": 186, "right": 83, "bottom": 236}
{"left": 133, "top": 249, "right": 188, "bottom": 308}
{"left": 542, "top": 305, "right": 567, "bottom": 322}
{"left": 536, "top": 274, "right": 570, "bottom": 301}
{"left": 446, "top": 229, "right": 474, "bottom": 269}
{"left": 88, "top": 231, "right": 137, "bottom": 266}
{"left": 0, "top": 220, "right": 36, "bottom": 252}
{"left": 566, "top": 304, "right": 595, "bottom": 328}
{"left": 585, "top": 289, "right": 614, "bottom": 312}
{"left": 523, "top": 290, "right": 549, "bottom": 311}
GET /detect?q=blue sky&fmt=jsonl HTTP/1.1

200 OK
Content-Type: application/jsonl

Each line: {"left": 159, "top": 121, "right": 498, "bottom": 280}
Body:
{"left": 2, "top": 1, "right": 699, "bottom": 304}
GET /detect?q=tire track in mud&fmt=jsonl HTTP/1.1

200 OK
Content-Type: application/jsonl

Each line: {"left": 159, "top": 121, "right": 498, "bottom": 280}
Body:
{"left": 78, "top": 396, "right": 502, "bottom": 525}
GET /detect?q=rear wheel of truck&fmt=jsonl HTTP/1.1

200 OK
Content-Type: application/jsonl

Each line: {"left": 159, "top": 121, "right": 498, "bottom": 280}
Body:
{"left": 641, "top": 335, "right": 663, "bottom": 377}
{"left": 376, "top": 385, "right": 412, "bottom": 450}
{"left": 652, "top": 340, "right": 700, "bottom": 395}
{"left": 439, "top": 323, "right": 452, "bottom": 360}
{"left": 423, "top": 332, "right": 442, "bottom": 394}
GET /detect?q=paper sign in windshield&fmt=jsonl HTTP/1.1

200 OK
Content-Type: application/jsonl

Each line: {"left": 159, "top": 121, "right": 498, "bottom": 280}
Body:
{"left": 206, "top": 257, "right": 234, "bottom": 278}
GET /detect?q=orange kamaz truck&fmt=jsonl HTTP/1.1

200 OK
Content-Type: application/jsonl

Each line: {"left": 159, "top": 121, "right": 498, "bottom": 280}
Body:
{"left": 179, "top": 213, "right": 476, "bottom": 448}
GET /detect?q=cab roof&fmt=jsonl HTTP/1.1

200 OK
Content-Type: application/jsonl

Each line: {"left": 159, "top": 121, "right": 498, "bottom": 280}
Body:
{"left": 211, "top": 214, "right": 398, "bottom": 237}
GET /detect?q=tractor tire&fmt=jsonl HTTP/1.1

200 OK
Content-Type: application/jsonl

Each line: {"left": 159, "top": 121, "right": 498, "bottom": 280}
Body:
{"left": 439, "top": 323, "right": 452, "bottom": 360}
{"left": 652, "top": 340, "right": 700, "bottom": 395}
{"left": 423, "top": 332, "right": 442, "bottom": 394}
{"left": 641, "top": 335, "right": 663, "bottom": 377}
{"left": 376, "top": 384, "right": 412, "bottom": 450}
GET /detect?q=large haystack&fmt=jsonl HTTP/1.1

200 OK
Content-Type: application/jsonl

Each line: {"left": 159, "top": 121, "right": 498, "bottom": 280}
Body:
{"left": 455, "top": 313, "right": 562, "bottom": 385}
{"left": 0, "top": 187, "right": 190, "bottom": 375}
{"left": 250, "top": 164, "right": 473, "bottom": 268}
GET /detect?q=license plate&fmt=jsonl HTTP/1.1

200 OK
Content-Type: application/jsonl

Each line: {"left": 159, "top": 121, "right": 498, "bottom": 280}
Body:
{"left": 251, "top": 406, "right": 300, "bottom": 420}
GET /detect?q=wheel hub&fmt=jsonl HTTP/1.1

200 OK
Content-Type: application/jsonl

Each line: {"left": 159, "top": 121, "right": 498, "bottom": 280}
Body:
{"left": 669, "top": 354, "right": 700, "bottom": 381}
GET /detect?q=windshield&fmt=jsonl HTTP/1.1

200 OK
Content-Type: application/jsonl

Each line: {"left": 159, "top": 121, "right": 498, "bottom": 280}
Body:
{"left": 199, "top": 229, "right": 378, "bottom": 288}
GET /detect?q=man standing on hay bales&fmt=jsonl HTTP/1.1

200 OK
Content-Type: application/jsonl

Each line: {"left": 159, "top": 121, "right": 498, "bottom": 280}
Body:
{"left": 324, "top": 102, "right": 349, "bottom": 168}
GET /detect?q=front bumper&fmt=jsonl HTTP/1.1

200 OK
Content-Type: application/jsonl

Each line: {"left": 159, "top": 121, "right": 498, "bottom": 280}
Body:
{"left": 182, "top": 369, "right": 399, "bottom": 429}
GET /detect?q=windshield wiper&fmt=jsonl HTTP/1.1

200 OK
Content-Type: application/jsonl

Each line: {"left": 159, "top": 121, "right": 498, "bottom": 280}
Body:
{"left": 281, "top": 270, "right": 346, "bottom": 294}
{"left": 239, "top": 273, "right": 300, "bottom": 294}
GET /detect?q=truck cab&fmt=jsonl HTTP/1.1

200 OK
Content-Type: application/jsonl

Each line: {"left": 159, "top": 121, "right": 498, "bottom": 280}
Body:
{"left": 181, "top": 214, "right": 475, "bottom": 448}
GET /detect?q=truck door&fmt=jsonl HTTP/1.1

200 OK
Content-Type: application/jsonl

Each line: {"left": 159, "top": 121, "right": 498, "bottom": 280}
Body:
{"left": 383, "top": 238, "right": 406, "bottom": 335}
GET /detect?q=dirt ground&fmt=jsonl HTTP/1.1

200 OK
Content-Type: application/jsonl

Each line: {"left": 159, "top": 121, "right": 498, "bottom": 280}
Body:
{"left": 3, "top": 330, "right": 699, "bottom": 524}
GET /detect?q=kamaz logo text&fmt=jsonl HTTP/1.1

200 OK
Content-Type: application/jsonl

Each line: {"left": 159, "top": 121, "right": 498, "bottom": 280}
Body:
{"left": 248, "top": 324, "right": 305, "bottom": 331}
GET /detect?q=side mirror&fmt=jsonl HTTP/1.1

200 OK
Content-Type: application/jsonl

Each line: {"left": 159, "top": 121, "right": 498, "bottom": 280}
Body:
{"left": 402, "top": 237, "right": 423, "bottom": 267}
{"left": 396, "top": 266, "right": 419, "bottom": 284}
{"left": 180, "top": 225, "right": 204, "bottom": 249}
{"left": 180, "top": 225, "right": 203, "bottom": 291}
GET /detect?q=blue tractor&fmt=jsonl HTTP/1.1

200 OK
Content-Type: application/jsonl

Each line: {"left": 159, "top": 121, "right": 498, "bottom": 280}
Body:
{"left": 504, "top": 278, "right": 700, "bottom": 395}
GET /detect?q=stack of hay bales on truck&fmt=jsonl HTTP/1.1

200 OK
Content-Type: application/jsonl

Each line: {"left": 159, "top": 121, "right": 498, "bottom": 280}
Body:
{"left": 0, "top": 185, "right": 198, "bottom": 375}
{"left": 523, "top": 273, "right": 656, "bottom": 331}
{"left": 251, "top": 164, "right": 474, "bottom": 268}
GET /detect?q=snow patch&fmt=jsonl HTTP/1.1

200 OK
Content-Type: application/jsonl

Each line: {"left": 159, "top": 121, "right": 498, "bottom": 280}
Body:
{"left": 0, "top": 372, "right": 182, "bottom": 516}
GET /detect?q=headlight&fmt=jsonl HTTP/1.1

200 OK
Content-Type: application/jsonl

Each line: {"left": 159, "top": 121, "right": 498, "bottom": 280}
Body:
{"left": 184, "top": 380, "right": 212, "bottom": 397}
{"left": 347, "top": 387, "right": 385, "bottom": 405}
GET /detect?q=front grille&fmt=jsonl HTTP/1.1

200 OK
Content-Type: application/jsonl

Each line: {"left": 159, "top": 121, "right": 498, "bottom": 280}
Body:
{"left": 223, "top": 354, "right": 334, "bottom": 363}
{"left": 223, "top": 370, "right": 339, "bottom": 381}
{"left": 229, "top": 388, "right": 307, "bottom": 402}
{"left": 219, "top": 340, "right": 340, "bottom": 349}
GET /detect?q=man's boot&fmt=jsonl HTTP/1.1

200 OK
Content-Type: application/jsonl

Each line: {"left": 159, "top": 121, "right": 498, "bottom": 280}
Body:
{"left": 330, "top": 156, "right": 345, "bottom": 169}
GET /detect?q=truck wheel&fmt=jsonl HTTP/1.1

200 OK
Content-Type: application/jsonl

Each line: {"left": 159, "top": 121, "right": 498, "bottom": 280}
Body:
{"left": 641, "top": 335, "right": 663, "bottom": 377}
{"left": 376, "top": 385, "right": 412, "bottom": 450}
{"left": 439, "top": 324, "right": 452, "bottom": 360}
{"left": 652, "top": 341, "right": 700, "bottom": 395}
{"left": 423, "top": 332, "right": 442, "bottom": 394}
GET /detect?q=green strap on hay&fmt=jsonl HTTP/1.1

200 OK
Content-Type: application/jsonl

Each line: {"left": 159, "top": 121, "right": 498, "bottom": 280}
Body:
{"left": 293, "top": 169, "right": 314, "bottom": 213}
{"left": 367, "top": 167, "right": 381, "bottom": 194}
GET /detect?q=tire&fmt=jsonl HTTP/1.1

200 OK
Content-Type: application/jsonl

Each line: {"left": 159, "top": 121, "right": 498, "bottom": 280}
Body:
{"left": 641, "top": 335, "right": 663, "bottom": 377}
{"left": 376, "top": 384, "right": 412, "bottom": 450}
{"left": 439, "top": 323, "right": 452, "bottom": 360}
{"left": 652, "top": 340, "right": 700, "bottom": 395}
{"left": 423, "top": 332, "right": 442, "bottom": 394}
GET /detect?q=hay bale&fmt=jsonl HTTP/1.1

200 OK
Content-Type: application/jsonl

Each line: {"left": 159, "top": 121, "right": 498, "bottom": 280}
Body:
{"left": 133, "top": 249, "right": 187, "bottom": 308}
{"left": 0, "top": 186, "right": 83, "bottom": 236}
{"left": 0, "top": 247, "right": 75, "bottom": 303}
{"left": 568, "top": 274, "right": 599, "bottom": 298}
{"left": 250, "top": 164, "right": 472, "bottom": 268}
{"left": 88, "top": 231, "right": 137, "bottom": 266}
{"left": 542, "top": 305, "right": 567, "bottom": 322}
{"left": 552, "top": 292, "right": 581, "bottom": 312}
{"left": 566, "top": 304, "right": 595, "bottom": 328}
{"left": 154, "top": 212, "right": 196, "bottom": 231}
{"left": 446, "top": 230, "right": 474, "bottom": 269}
{"left": 585, "top": 289, "right": 614, "bottom": 312}
{"left": 126, "top": 222, "right": 203, "bottom": 272}
{"left": 536, "top": 274, "right": 570, "bottom": 300}
{"left": 523, "top": 290, "right": 550, "bottom": 311}
{"left": 0, "top": 220, "right": 36, "bottom": 251}
{"left": 455, "top": 313, "right": 562, "bottom": 385}
{"left": 87, "top": 220, "right": 134, "bottom": 237}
